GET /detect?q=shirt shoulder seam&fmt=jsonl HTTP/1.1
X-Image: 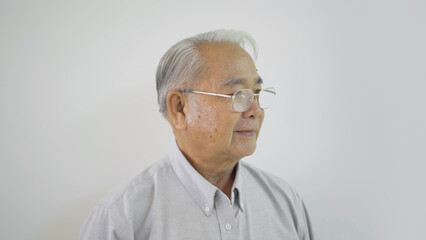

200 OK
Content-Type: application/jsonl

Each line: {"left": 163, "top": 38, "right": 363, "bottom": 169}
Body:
{"left": 100, "top": 159, "right": 173, "bottom": 210}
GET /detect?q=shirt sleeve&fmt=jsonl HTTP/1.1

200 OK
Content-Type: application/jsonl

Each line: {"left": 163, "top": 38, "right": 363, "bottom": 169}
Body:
{"left": 300, "top": 199, "right": 314, "bottom": 240}
{"left": 78, "top": 205, "right": 117, "bottom": 240}
{"left": 294, "top": 193, "right": 315, "bottom": 240}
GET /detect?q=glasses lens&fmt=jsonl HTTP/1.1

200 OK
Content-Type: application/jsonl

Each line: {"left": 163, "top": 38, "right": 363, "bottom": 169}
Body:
{"left": 259, "top": 88, "right": 276, "bottom": 109}
{"left": 233, "top": 89, "right": 254, "bottom": 112}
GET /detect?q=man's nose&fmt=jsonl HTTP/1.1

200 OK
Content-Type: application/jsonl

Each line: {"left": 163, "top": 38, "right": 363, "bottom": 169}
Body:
{"left": 242, "top": 97, "right": 262, "bottom": 118}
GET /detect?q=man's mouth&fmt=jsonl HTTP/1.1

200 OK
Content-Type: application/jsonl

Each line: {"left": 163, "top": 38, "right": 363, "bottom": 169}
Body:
{"left": 234, "top": 130, "right": 257, "bottom": 136}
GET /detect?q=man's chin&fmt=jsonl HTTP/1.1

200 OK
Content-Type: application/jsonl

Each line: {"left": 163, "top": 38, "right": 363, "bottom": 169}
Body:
{"left": 232, "top": 142, "right": 257, "bottom": 159}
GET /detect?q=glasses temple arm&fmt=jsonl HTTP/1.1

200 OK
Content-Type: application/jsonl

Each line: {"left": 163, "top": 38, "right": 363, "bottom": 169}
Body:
{"left": 181, "top": 89, "right": 232, "bottom": 98}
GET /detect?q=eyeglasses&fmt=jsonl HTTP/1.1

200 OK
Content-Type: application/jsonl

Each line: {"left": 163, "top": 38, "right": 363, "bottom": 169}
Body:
{"left": 180, "top": 87, "right": 276, "bottom": 112}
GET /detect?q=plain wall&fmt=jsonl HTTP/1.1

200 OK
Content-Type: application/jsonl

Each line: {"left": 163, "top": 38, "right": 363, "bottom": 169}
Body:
{"left": 1, "top": 0, "right": 425, "bottom": 239}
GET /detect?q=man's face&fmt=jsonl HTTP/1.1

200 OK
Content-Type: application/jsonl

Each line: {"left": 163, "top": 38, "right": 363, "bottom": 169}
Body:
{"left": 183, "top": 43, "right": 264, "bottom": 161}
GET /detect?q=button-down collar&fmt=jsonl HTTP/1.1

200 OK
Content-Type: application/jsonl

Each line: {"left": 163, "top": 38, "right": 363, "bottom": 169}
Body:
{"left": 169, "top": 141, "right": 244, "bottom": 216}
{"left": 231, "top": 163, "right": 245, "bottom": 213}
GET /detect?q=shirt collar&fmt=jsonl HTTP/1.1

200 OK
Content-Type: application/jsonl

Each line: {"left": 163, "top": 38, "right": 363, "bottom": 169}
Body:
{"left": 169, "top": 141, "right": 217, "bottom": 216}
{"left": 169, "top": 141, "right": 244, "bottom": 216}
{"left": 232, "top": 163, "right": 245, "bottom": 212}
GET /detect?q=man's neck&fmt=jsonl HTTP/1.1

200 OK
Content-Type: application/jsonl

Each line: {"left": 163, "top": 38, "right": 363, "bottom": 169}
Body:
{"left": 179, "top": 148, "right": 238, "bottom": 199}
{"left": 193, "top": 161, "right": 237, "bottom": 199}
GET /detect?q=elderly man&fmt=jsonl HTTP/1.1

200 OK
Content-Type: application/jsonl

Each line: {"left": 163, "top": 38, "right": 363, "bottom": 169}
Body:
{"left": 79, "top": 29, "right": 314, "bottom": 240}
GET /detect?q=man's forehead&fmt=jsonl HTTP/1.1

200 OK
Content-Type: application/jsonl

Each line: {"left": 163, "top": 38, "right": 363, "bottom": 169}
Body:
{"left": 197, "top": 43, "right": 260, "bottom": 89}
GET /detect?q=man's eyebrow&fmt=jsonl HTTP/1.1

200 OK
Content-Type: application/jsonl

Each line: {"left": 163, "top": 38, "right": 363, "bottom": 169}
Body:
{"left": 224, "top": 77, "right": 263, "bottom": 86}
{"left": 224, "top": 77, "right": 246, "bottom": 86}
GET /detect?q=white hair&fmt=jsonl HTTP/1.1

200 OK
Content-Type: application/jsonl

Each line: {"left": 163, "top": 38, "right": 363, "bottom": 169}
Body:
{"left": 155, "top": 29, "right": 258, "bottom": 118}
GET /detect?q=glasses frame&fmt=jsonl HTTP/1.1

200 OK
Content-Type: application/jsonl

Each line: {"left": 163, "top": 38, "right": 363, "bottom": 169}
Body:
{"left": 180, "top": 87, "right": 276, "bottom": 112}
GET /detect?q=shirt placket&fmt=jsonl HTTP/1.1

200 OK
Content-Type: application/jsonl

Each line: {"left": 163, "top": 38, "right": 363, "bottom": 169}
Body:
{"left": 214, "top": 192, "right": 240, "bottom": 240}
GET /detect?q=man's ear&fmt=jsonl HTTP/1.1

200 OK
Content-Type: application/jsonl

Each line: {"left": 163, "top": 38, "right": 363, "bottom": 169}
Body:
{"left": 166, "top": 90, "right": 187, "bottom": 130}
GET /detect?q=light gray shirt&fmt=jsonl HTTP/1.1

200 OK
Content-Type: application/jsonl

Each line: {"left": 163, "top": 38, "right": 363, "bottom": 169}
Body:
{"left": 79, "top": 142, "right": 314, "bottom": 240}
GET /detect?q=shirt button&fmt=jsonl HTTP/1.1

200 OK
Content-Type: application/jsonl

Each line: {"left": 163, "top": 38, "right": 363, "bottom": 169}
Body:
{"left": 204, "top": 206, "right": 210, "bottom": 212}
{"left": 225, "top": 223, "right": 232, "bottom": 231}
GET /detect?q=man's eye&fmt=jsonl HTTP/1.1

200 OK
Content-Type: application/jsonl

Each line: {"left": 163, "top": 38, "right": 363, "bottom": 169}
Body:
{"left": 228, "top": 89, "right": 242, "bottom": 95}
{"left": 254, "top": 89, "right": 261, "bottom": 94}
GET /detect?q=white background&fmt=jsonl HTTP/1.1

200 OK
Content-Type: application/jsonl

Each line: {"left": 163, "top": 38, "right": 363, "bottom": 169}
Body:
{"left": 1, "top": 0, "right": 425, "bottom": 239}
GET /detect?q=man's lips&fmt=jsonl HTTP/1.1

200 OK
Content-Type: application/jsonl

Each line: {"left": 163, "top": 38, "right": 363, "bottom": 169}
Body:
{"left": 234, "top": 130, "right": 257, "bottom": 136}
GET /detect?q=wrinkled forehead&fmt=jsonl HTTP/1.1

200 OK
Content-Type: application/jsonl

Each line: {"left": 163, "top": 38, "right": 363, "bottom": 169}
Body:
{"left": 197, "top": 43, "right": 261, "bottom": 90}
